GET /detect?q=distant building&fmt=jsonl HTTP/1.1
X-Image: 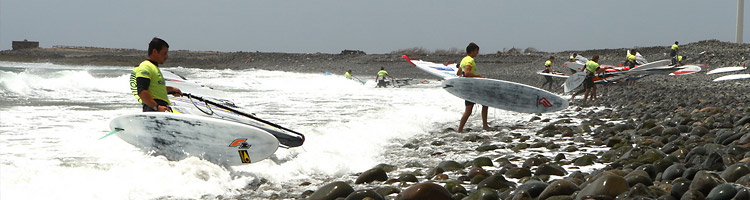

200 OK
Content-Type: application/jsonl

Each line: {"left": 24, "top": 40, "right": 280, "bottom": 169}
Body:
{"left": 12, "top": 39, "right": 39, "bottom": 50}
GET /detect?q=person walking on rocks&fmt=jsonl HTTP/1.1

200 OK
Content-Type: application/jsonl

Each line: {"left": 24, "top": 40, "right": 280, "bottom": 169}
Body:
{"left": 624, "top": 50, "right": 638, "bottom": 69}
{"left": 458, "top": 42, "right": 489, "bottom": 133}
{"left": 129, "top": 37, "right": 182, "bottom": 112}
{"left": 541, "top": 56, "right": 557, "bottom": 91}
{"left": 583, "top": 55, "right": 603, "bottom": 104}
{"left": 670, "top": 41, "right": 679, "bottom": 66}
{"left": 345, "top": 70, "right": 353, "bottom": 79}
{"left": 375, "top": 67, "right": 393, "bottom": 88}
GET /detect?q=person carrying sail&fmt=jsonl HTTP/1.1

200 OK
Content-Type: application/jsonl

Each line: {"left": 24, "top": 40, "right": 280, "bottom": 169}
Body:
{"left": 457, "top": 42, "right": 489, "bottom": 133}
{"left": 129, "top": 37, "right": 182, "bottom": 112}
{"left": 583, "top": 55, "right": 604, "bottom": 104}
{"left": 375, "top": 67, "right": 393, "bottom": 88}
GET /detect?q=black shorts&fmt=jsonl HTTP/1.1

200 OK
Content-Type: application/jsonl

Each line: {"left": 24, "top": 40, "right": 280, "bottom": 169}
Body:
{"left": 583, "top": 76, "right": 595, "bottom": 89}
{"left": 465, "top": 100, "right": 475, "bottom": 106}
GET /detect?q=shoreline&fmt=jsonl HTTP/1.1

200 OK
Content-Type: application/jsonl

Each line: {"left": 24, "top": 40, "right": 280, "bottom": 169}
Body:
{"left": 3, "top": 40, "right": 750, "bottom": 199}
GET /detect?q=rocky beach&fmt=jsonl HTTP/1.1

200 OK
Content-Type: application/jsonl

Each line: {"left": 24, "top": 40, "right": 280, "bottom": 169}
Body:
{"left": 2, "top": 40, "right": 750, "bottom": 200}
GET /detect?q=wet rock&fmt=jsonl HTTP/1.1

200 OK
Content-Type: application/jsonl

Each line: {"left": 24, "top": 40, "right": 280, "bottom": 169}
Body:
{"left": 662, "top": 164, "right": 686, "bottom": 181}
{"left": 442, "top": 181, "right": 466, "bottom": 195}
{"left": 662, "top": 127, "right": 681, "bottom": 136}
{"left": 373, "top": 186, "right": 400, "bottom": 197}
{"left": 680, "top": 190, "right": 705, "bottom": 200}
{"left": 469, "top": 157, "right": 494, "bottom": 167}
{"left": 468, "top": 167, "right": 490, "bottom": 179}
{"left": 375, "top": 163, "right": 397, "bottom": 172}
{"left": 689, "top": 170, "right": 726, "bottom": 196}
{"left": 647, "top": 126, "right": 665, "bottom": 136}
{"left": 625, "top": 170, "right": 653, "bottom": 187}
{"left": 475, "top": 144, "right": 499, "bottom": 152}
{"left": 505, "top": 167, "right": 532, "bottom": 179}
{"left": 395, "top": 182, "right": 452, "bottom": 200}
{"left": 733, "top": 188, "right": 750, "bottom": 200}
{"left": 682, "top": 168, "right": 700, "bottom": 180}
{"left": 575, "top": 172, "right": 628, "bottom": 199}
{"left": 397, "top": 174, "right": 418, "bottom": 183}
{"left": 574, "top": 154, "right": 597, "bottom": 166}
{"left": 535, "top": 164, "right": 567, "bottom": 176}
{"left": 355, "top": 167, "right": 388, "bottom": 184}
{"left": 476, "top": 174, "right": 516, "bottom": 190}
{"left": 523, "top": 157, "right": 544, "bottom": 168}
{"left": 426, "top": 167, "right": 444, "bottom": 179}
{"left": 671, "top": 178, "right": 691, "bottom": 198}
{"left": 736, "top": 116, "right": 750, "bottom": 127}
{"left": 464, "top": 187, "right": 500, "bottom": 200}
{"left": 636, "top": 164, "right": 658, "bottom": 180}
{"left": 720, "top": 163, "right": 750, "bottom": 182}
{"left": 555, "top": 153, "right": 567, "bottom": 161}
{"left": 616, "top": 183, "right": 656, "bottom": 199}
{"left": 437, "top": 161, "right": 463, "bottom": 171}
{"left": 515, "top": 180, "right": 548, "bottom": 198}
{"left": 462, "top": 134, "right": 483, "bottom": 142}
{"left": 690, "top": 126, "right": 710, "bottom": 136}
{"left": 564, "top": 146, "right": 579, "bottom": 152}
{"left": 470, "top": 174, "right": 488, "bottom": 184}
{"left": 511, "top": 190, "right": 532, "bottom": 200}
{"left": 736, "top": 174, "right": 750, "bottom": 187}
{"left": 345, "top": 189, "right": 384, "bottom": 200}
{"left": 705, "top": 183, "right": 738, "bottom": 200}
{"left": 308, "top": 181, "right": 354, "bottom": 200}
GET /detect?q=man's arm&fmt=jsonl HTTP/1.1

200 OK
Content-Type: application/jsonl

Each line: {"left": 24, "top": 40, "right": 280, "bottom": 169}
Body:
{"left": 463, "top": 66, "right": 485, "bottom": 78}
{"left": 166, "top": 86, "right": 182, "bottom": 97}
{"left": 136, "top": 77, "right": 168, "bottom": 112}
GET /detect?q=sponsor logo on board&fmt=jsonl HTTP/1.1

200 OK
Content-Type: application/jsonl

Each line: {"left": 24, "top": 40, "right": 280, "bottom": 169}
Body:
{"left": 238, "top": 150, "right": 252, "bottom": 163}
{"left": 538, "top": 97, "right": 553, "bottom": 107}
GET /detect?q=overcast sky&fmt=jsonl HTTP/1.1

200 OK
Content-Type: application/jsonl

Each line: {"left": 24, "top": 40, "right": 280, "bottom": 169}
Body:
{"left": 1, "top": 0, "right": 748, "bottom": 54}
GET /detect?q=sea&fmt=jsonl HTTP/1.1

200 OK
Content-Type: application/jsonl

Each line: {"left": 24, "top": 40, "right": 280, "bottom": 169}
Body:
{"left": 0, "top": 61, "right": 606, "bottom": 199}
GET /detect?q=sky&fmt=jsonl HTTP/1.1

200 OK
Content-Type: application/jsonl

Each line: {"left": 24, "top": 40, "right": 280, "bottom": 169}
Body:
{"left": 1, "top": 0, "right": 748, "bottom": 54}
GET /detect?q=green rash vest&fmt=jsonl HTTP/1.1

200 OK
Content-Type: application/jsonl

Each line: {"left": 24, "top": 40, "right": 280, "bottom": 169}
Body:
{"left": 671, "top": 44, "right": 679, "bottom": 50}
{"left": 545, "top": 60, "right": 552, "bottom": 67}
{"left": 377, "top": 70, "right": 388, "bottom": 77}
{"left": 460, "top": 55, "right": 476, "bottom": 76}
{"left": 627, "top": 54, "right": 637, "bottom": 63}
{"left": 585, "top": 60, "right": 600, "bottom": 73}
{"left": 345, "top": 71, "right": 352, "bottom": 79}
{"left": 130, "top": 60, "right": 169, "bottom": 104}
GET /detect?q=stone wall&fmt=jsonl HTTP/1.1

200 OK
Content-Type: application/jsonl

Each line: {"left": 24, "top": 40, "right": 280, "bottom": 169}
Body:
{"left": 12, "top": 40, "right": 39, "bottom": 50}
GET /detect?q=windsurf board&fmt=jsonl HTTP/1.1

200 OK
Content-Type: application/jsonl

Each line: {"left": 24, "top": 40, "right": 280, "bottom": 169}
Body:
{"left": 669, "top": 65, "right": 702, "bottom": 75}
{"left": 563, "top": 72, "right": 587, "bottom": 93}
{"left": 706, "top": 66, "right": 747, "bottom": 75}
{"left": 109, "top": 112, "right": 279, "bottom": 166}
{"left": 563, "top": 61, "right": 584, "bottom": 72}
{"left": 713, "top": 74, "right": 750, "bottom": 82}
{"left": 536, "top": 70, "right": 569, "bottom": 78}
{"left": 443, "top": 78, "right": 568, "bottom": 113}
{"left": 630, "top": 59, "right": 672, "bottom": 71}
{"left": 403, "top": 55, "right": 458, "bottom": 80}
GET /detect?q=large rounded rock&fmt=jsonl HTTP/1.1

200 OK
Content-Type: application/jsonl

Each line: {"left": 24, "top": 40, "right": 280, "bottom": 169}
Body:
{"left": 444, "top": 181, "right": 467, "bottom": 195}
{"left": 468, "top": 167, "right": 490, "bottom": 179}
{"left": 625, "top": 170, "right": 653, "bottom": 187}
{"left": 395, "top": 182, "right": 452, "bottom": 200}
{"left": 720, "top": 163, "right": 750, "bottom": 182}
{"left": 689, "top": 170, "right": 726, "bottom": 196}
{"left": 705, "top": 183, "right": 737, "bottom": 200}
{"left": 538, "top": 179, "right": 579, "bottom": 200}
{"left": 308, "top": 181, "right": 355, "bottom": 200}
{"left": 464, "top": 187, "right": 500, "bottom": 200}
{"left": 355, "top": 167, "right": 388, "bottom": 184}
{"left": 515, "top": 180, "right": 548, "bottom": 198}
{"left": 573, "top": 155, "right": 596, "bottom": 166}
{"left": 477, "top": 174, "right": 516, "bottom": 190}
{"left": 505, "top": 167, "right": 532, "bottom": 179}
{"left": 701, "top": 152, "right": 726, "bottom": 171}
{"left": 681, "top": 190, "right": 705, "bottom": 200}
{"left": 575, "top": 172, "right": 628, "bottom": 200}
{"left": 437, "top": 161, "right": 463, "bottom": 171}
{"left": 469, "top": 157, "right": 494, "bottom": 167}
{"left": 345, "top": 189, "right": 384, "bottom": 200}
{"left": 671, "top": 178, "right": 692, "bottom": 198}
{"left": 535, "top": 164, "right": 567, "bottom": 176}
{"left": 662, "top": 163, "right": 687, "bottom": 181}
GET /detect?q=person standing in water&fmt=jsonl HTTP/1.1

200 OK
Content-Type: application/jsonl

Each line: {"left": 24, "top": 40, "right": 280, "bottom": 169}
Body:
{"left": 375, "top": 67, "right": 393, "bottom": 88}
{"left": 130, "top": 37, "right": 182, "bottom": 112}
{"left": 457, "top": 42, "right": 489, "bottom": 133}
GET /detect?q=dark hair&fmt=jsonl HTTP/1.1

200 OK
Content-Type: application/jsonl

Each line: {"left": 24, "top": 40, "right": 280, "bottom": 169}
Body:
{"left": 380, "top": 67, "right": 384, "bottom": 70}
{"left": 592, "top": 55, "right": 600, "bottom": 61}
{"left": 148, "top": 37, "right": 169, "bottom": 56}
{"left": 549, "top": 56, "right": 555, "bottom": 60}
{"left": 466, "top": 42, "right": 479, "bottom": 54}
{"left": 675, "top": 41, "right": 679, "bottom": 45}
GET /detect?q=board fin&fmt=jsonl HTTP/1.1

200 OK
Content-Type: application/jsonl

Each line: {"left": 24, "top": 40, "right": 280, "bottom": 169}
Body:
{"left": 99, "top": 128, "right": 124, "bottom": 140}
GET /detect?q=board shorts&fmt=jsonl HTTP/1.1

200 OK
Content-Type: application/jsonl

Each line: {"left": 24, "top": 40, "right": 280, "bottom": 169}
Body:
{"left": 583, "top": 75, "right": 595, "bottom": 89}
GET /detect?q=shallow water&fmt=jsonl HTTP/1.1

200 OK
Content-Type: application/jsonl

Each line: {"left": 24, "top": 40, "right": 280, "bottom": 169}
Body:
{"left": 0, "top": 61, "right": 608, "bottom": 199}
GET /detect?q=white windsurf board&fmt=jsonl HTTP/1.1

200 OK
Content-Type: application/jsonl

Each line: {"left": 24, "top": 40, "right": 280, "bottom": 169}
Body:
{"left": 713, "top": 74, "right": 750, "bottom": 82}
{"left": 706, "top": 66, "right": 747, "bottom": 75}
{"left": 443, "top": 78, "right": 568, "bottom": 113}
{"left": 110, "top": 112, "right": 279, "bottom": 166}
{"left": 563, "top": 72, "right": 587, "bottom": 93}
{"left": 403, "top": 55, "right": 458, "bottom": 80}
{"left": 536, "top": 70, "right": 569, "bottom": 78}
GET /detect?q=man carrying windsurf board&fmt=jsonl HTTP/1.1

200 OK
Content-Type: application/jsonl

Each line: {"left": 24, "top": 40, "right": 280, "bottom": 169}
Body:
{"left": 129, "top": 37, "right": 182, "bottom": 112}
